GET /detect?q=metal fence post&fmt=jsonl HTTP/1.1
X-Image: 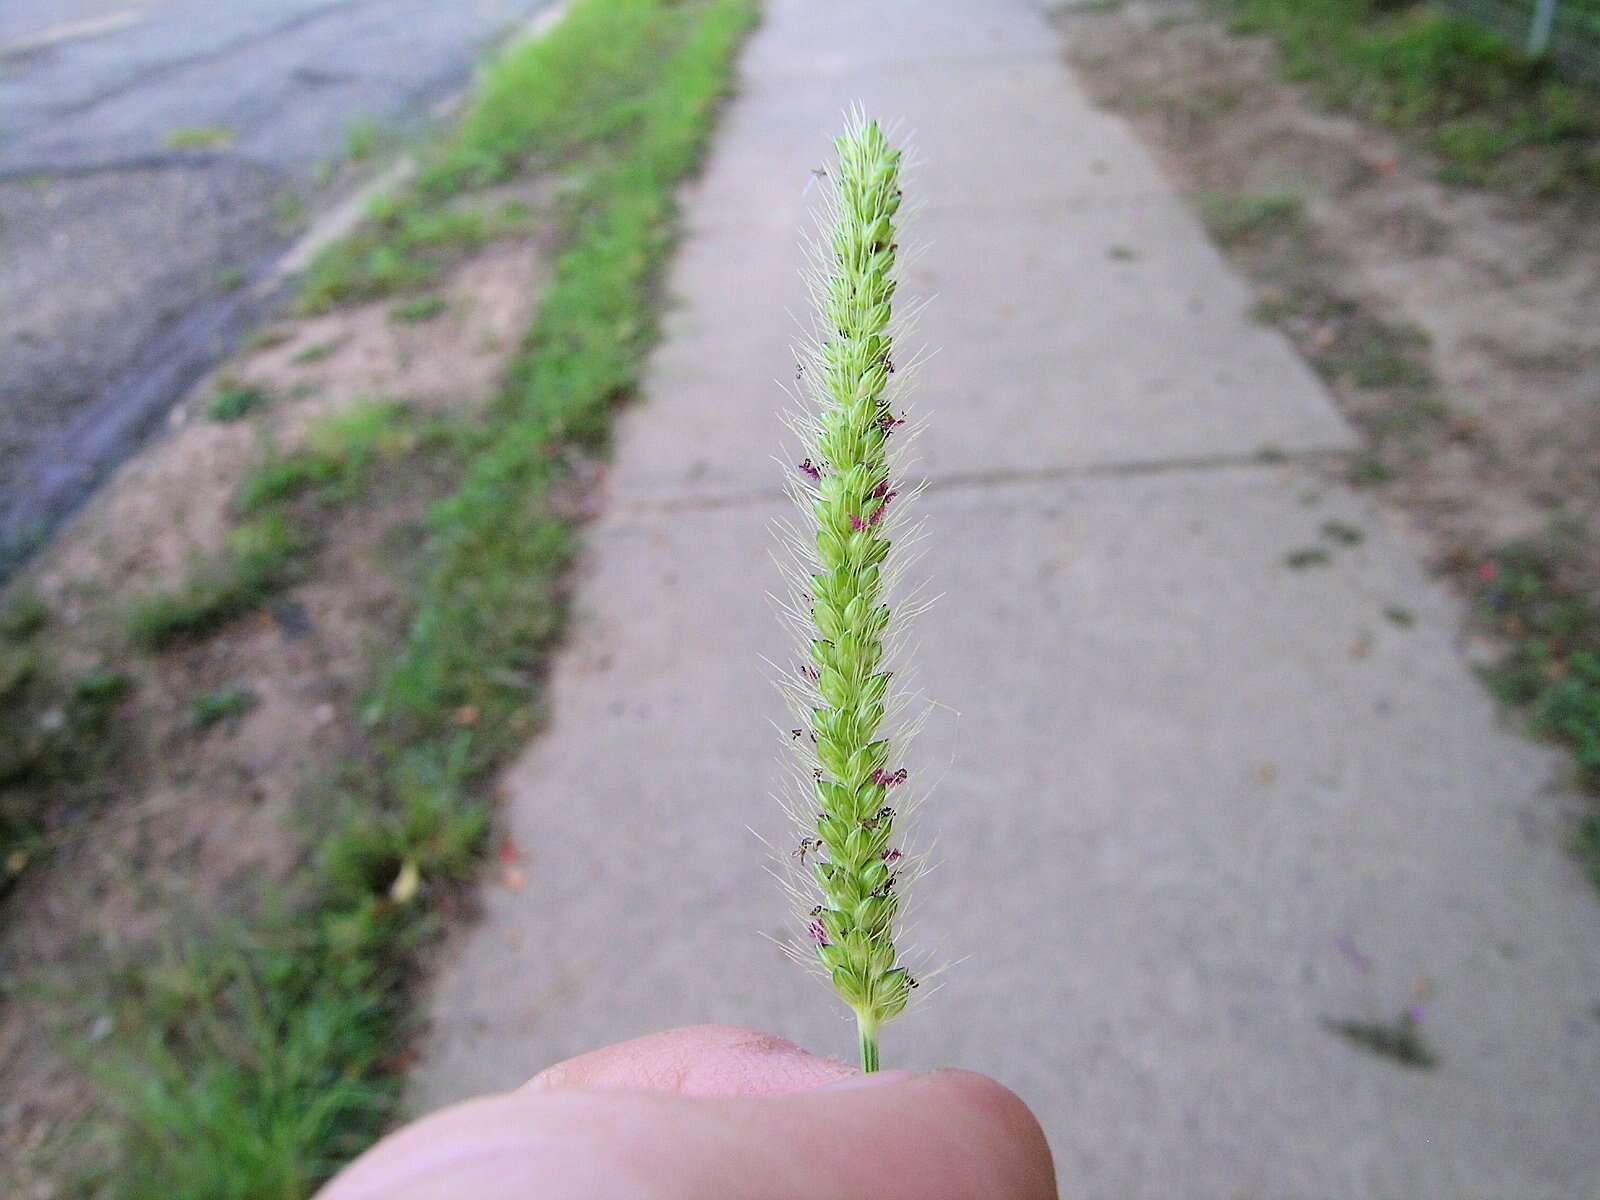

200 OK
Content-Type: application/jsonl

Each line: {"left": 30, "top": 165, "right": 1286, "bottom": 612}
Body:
{"left": 1528, "top": 0, "right": 1559, "bottom": 57}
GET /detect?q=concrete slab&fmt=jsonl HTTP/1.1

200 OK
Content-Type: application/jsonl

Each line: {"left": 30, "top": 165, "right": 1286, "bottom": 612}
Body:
{"left": 684, "top": 57, "right": 1174, "bottom": 234}
{"left": 413, "top": 0, "right": 1600, "bottom": 1196}
{"left": 417, "top": 471, "right": 1600, "bottom": 1199}
{"left": 740, "top": 0, "right": 1057, "bottom": 77}
{"left": 618, "top": 194, "right": 1352, "bottom": 506}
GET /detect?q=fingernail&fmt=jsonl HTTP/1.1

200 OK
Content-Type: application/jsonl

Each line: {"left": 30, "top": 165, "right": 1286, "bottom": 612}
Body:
{"left": 816, "top": 1069, "right": 918, "bottom": 1092}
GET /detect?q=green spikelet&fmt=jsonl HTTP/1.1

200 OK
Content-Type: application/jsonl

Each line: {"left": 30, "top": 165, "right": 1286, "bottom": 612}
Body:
{"left": 784, "top": 114, "right": 914, "bottom": 1072}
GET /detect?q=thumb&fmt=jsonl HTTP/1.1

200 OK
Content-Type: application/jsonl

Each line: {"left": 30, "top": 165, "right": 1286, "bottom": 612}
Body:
{"left": 317, "top": 1066, "right": 1054, "bottom": 1200}
{"left": 729, "top": 1067, "right": 1059, "bottom": 1199}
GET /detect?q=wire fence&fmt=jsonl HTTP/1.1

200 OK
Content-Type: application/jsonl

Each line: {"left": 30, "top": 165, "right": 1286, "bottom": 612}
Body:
{"left": 1434, "top": 0, "right": 1600, "bottom": 85}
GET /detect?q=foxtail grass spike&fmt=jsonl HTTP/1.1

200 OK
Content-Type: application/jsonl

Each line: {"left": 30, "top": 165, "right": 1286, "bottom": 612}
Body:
{"left": 779, "top": 113, "right": 917, "bottom": 1073}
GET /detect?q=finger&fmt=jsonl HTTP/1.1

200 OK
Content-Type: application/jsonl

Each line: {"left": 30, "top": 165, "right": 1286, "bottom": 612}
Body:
{"left": 525, "top": 1024, "right": 857, "bottom": 1096}
{"left": 318, "top": 1066, "right": 1056, "bottom": 1200}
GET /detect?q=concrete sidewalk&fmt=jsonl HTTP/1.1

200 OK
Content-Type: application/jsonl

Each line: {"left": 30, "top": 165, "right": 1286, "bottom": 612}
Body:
{"left": 414, "top": 2, "right": 1600, "bottom": 1195}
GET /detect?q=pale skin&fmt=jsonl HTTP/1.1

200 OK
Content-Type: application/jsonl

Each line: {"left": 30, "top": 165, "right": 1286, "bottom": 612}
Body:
{"left": 315, "top": 1025, "right": 1057, "bottom": 1200}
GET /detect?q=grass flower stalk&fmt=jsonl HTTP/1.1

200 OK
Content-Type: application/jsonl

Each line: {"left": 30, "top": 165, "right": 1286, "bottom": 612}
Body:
{"left": 778, "top": 114, "right": 918, "bottom": 1072}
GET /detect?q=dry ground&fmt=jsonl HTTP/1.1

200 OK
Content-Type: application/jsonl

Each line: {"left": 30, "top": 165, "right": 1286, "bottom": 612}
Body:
{"left": 1062, "top": 0, "right": 1600, "bottom": 600}
{"left": 0, "top": 232, "right": 551, "bottom": 1194}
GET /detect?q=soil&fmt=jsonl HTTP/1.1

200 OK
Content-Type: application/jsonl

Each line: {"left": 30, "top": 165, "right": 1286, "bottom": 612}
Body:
{"left": 0, "top": 231, "right": 550, "bottom": 1197}
{"left": 1059, "top": 0, "right": 1600, "bottom": 599}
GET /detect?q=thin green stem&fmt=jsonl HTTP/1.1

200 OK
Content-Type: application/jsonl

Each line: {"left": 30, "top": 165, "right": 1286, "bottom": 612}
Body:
{"left": 857, "top": 1014, "right": 880, "bottom": 1073}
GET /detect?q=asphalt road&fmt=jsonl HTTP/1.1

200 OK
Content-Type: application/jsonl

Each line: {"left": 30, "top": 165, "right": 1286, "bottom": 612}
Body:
{"left": 0, "top": 0, "right": 553, "bottom": 572}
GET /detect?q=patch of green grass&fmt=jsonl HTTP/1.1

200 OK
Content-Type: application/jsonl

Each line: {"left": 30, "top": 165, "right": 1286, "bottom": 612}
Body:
{"left": 1323, "top": 1008, "right": 1438, "bottom": 1069}
{"left": 87, "top": 934, "right": 397, "bottom": 1200}
{"left": 1321, "top": 519, "right": 1365, "bottom": 546}
{"left": 1476, "top": 543, "right": 1600, "bottom": 784}
{"left": 2, "top": 657, "right": 135, "bottom": 880}
{"left": 346, "top": 119, "right": 381, "bottom": 162}
{"left": 192, "top": 686, "right": 259, "bottom": 730}
{"left": 217, "top": 267, "right": 247, "bottom": 293}
{"left": 1347, "top": 454, "right": 1393, "bottom": 485}
{"left": 1214, "top": 0, "right": 1600, "bottom": 193}
{"left": 0, "top": 588, "right": 49, "bottom": 641}
{"left": 1199, "top": 189, "right": 1304, "bottom": 245}
{"left": 1285, "top": 546, "right": 1332, "bottom": 568}
{"left": 1384, "top": 603, "right": 1416, "bottom": 628}
{"left": 73, "top": 671, "right": 133, "bottom": 707}
{"left": 1576, "top": 814, "right": 1600, "bottom": 890}
{"left": 127, "top": 515, "right": 310, "bottom": 649}
{"left": 1472, "top": 538, "right": 1600, "bottom": 886}
{"left": 274, "top": 192, "right": 308, "bottom": 235}
{"left": 164, "top": 125, "right": 234, "bottom": 150}
{"left": 237, "top": 403, "right": 412, "bottom": 515}
{"left": 1248, "top": 282, "right": 1442, "bottom": 466}
{"left": 291, "top": 340, "right": 342, "bottom": 365}
{"left": 390, "top": 295, "right": 448, "bottom": 323}
{"left": 208, "top": 384, "right": 267, "bottom": 423}
{"left": 1348, "top": 327, "right": 1432, "bottom": 390}
{"left": 250, "top": 328, "right": 295, "bottom": 352}
{"left": 299, "top": 207, "right": 490, "bottom": 314}
{"left": 94, "top": 0, "right": 758, "bottom": 1193}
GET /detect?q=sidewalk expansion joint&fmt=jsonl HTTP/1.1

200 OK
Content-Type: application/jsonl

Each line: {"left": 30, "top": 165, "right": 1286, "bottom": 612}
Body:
{"left": 748, "top": 49, "right": 1063, "bottom": 85}
{"left": 603, "top": 445, "right": 1353, "bottom": 521}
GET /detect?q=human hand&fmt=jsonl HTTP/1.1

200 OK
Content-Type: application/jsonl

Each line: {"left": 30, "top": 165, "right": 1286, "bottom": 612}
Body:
{"left": 316, "top": 1024, "right": 1056, "bottom": 1199}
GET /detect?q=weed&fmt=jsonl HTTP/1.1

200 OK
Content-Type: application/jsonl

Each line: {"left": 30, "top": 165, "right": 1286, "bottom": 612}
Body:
{"left": 1384, "top": 604, "right": 1416, "bottom": 627}
{"left": 1250, "top": 295, "right": 1300, "bottom": 324}
{"left": 192, "top": 686, "right": 259, "bottom": 730}
{"left": 1347, "top": 453, "right": 1394, "bottom": 486}
{"left": 2, "top": 654, "right": 134, "bottom": 881}
{"left": 1576, "top": 815, "right": 1600, "bottom": 890}
{"left": 778, "top": 116, "right": 917, "bottom": 1072}
{"left": 299, "top": 209, "right": 488, "bottom": 314}
{"left": 390, "top": 296, "right": 448, "bottom": 323}
{"left": 346, "top": 119, "right": 381, "bottom": 162}
{"left": 250, "top": 329, "right": 295, "bottom": 352}
{"left": 208, "top": 384, "right": 267, "bottom": 423}
{"left": 237, "top": 403, "right": 412, "bottom": 515}
{"left": 1321, "top": 520, "right": 1365, "bottom": 546}
{"left": 164, "top": 126, "right": 234, "bottom": 150}
{"left": 1349, "top": 329, "right": 1431, "bottom": 390}
{"left": 291, "top": 340, "right": 343, "bottom": 365}
{"left": 217, "top": 267, "right": 247, "bottom": 293}
{"left": 1476, "top": 544, "right": 1600, "bottom": 777}
{"left": 1323, "top": 1008, "right": 1438, "bottom": 1069}
{"left": 1107, "top": 243, "right": 1139, "bottom": 260}
{"left": 1285, "top": 547, "right": 1332, "bottom": 568}
{"left": 128, "top": 515, "right": 309, "bottom": 649}
{"left": 1200, "top": 190, "right": 1303, "bottom": 244}
{"left": 1473, "top": 539, "right": 1600, "bottom": 883}
{"left": 274, "top": 192, "right": 307, "bottom": 235}
{"left": 0, "top": 589, "right": 49, "bottom": 641}
{"left": 73, "top": 672, "right": 133, "bottom": 707}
